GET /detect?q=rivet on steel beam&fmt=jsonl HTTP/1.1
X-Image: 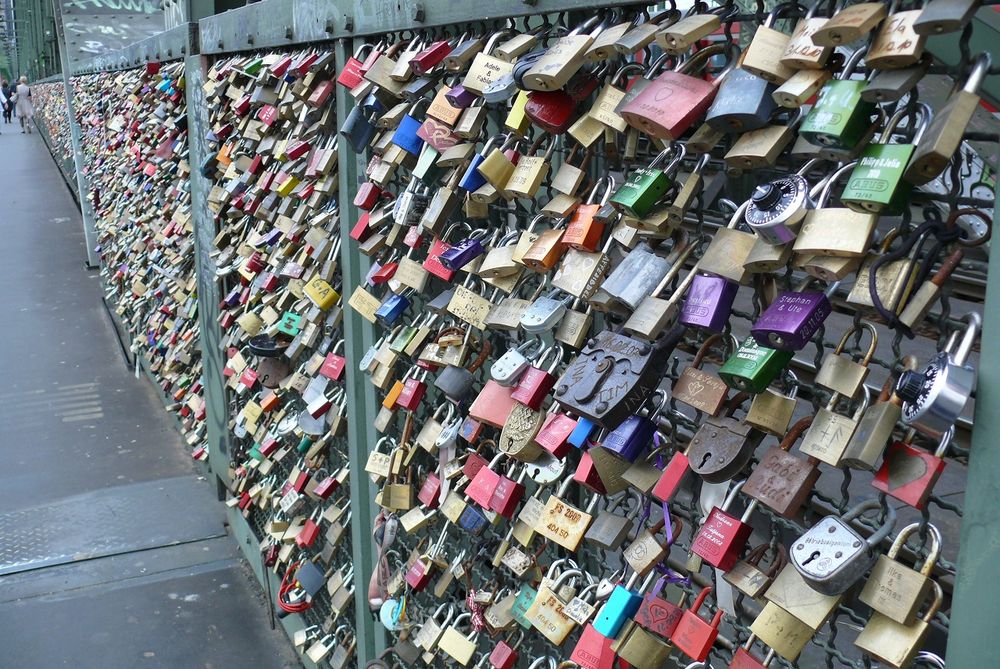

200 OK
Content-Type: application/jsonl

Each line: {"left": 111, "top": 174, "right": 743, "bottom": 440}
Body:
{"left": 218, "top": 40, "right": 224, "bottom": 49}
{"left": 247, "top": 34, "right": 254, "bottom": 45}
{"left": 325, "top": 20, "right": 334, "bottom": 33}
{"left": 285, "top": 27, "right": 293, "bottom": 39}
{"left": 413, "top": 3, "right": 425, "bottom": 22}
{"left": 344, "top": 15, "right": 354, "bottom": 31}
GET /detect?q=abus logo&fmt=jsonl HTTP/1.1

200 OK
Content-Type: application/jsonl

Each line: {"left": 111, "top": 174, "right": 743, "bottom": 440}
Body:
{"left": 850, "top": 178, "right": 888, "bottom": 192}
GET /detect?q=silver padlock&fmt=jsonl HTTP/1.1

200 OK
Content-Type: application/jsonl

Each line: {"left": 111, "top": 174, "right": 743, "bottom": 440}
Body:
{"left": 896, "top": 311, "right": 980, "bottom": 438}
{"left": 520, "top": 289, "right": 572, "bottom": 333}
{"left": 790, "top": 499, "right": 896, "bottom": 595}
{"left": 491, "top": 338, "right": 543, "bottom": 386}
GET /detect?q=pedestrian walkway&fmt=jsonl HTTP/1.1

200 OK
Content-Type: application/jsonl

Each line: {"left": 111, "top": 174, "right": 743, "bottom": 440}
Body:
{"left": 0, "top": 129, "right": 300, "bottom": 667}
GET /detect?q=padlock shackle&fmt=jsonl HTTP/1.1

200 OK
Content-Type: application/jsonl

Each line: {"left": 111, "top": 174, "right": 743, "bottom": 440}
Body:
{"left": 888, "top": 522, "right": 942, "bottom": 576}
{"left": 842, "top": 498, "right": 897, "bottom": 546}
{"left": 814, "top": 161, "right": 858, "bottom": 208}
{"left": 839, "top": 45, "right": 868, "bottom": 80}
{"left": 933, "top": 426, "right": 954, "bottom": 458}
{"left": 832, "top": 321, "right": 879, "bottom": 367}
{"left": 779, "top": 415, "right": 814, "bottom": 451}
{"left": 952, "top": 311, "right": 981, "bottom": 366}
{"left": 964, "top": 52, "right": 992, "bottom": 94}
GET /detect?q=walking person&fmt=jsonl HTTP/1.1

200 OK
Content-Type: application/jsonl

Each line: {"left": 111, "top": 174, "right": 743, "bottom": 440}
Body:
{"left": 1, "top": 79, "right": 12, "bottom": 125}
{"left": 15, "top": 76, "right": 33, "bottom": 134}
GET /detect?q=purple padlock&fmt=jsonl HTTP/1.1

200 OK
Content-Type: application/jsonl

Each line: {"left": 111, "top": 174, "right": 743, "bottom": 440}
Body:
{"left": 750, "top": 281, "right": 840, "bottom": 351}
{"left": 439, "top": 237, "right": 485, "bottom": 271}
{"left": 679, "top": 274, "right": 739, "bottom": 333}
{"left": 445, "top": 84, "right": 477, "bottom": 109}
{"left": 223, "top": 286, "right": 242, "bottom": 307}
{"left": 603, "top": 414, "right": 655, "bottom": 463}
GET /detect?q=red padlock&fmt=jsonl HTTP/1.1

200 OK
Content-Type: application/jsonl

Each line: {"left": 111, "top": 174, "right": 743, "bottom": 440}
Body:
{"left": 411, "top": 39, "right": 453, "bottom": 74}
{"left": 569, "top": 623, "right": 619, "bottom": 669}
{"left": 292, "top": 470, "right": 312, "bottom": 494}
{"left": 423, "top": 237, "right": 457, "bottom": 282}
{"left": 320, "top": 346, "right": 347, "bottom": 381}
{"left": 307, "top": 80, "right": 335, "bottom": 108}
{"left": 336, "top": 44, "right": 374, "bottom": 88}
{"left": 295, "top": 508, "right": 322, "bottom": 548}
{"left": 468, "top": 380, "right": 517, "bottom": 428}
{"left": 404, "top": 557, "right": 436, "bottom": 592}
{"left": 535, "top": 411, "right": 577, "bottom": 459}
{"left": 396, "top": 371, "right": 429, "bottom": 412}
{"left": 353, "top": 182, "right": 383, "bottom": 211}
{"left": 270, "top": 54, "right": 293, "bottom": 77}
{"left": 634, "top": 574, "right": 687, "bottom": 639}
{"left": 573, "top": 449, "right": 607, "bottom": 494}
{"left": 313, "top": 473, "right": 340, "bottom": 500}
{"left": 239, "top": 367, "right": 259, "bottom": 390}
{"left": 509, "top": 345, "right": 563, "bottom": 410}
{"left": 466, "top": 454, "right": 504, "bottom": 509}
{"left": 417, "top": 472, "right": 442, "bottom": 509}
{"left": 462, "top": 451, "right": 490, "bottom": 481}
{"left": 871, "top": 428, "right": 952, "bottom": 510}
{"left": 690, "top": 481, "right": 757, "bottom": 571}
{"left": 671, "top": 586, "right": 724, "bottom": 662}
{"left": 652, "top": 451, "right": 691, "bottom": 503}
{"left": 370, "top": 259, "right": 398, "bottom": 284}
{"left": 285, "top": 139, "right": 312, "bottom": 160}
{"left": 350, "top": 211, "right": 373, "bottom": 242}
{"left": 490, "top": 465, "right": 526, "bottom": 518}
{"left": 489, "top": 631, "right": 523, "bottom": 669}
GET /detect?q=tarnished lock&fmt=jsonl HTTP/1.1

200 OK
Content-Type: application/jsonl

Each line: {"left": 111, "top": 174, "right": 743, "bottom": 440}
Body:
{"left": 672, "top": 335, "right": 734, "bottom": 416}
{"left": 860, "top": 522, "right": 942, "bottom": 625}
{"left": 584, "top": 493, "right": 637, "bottom": 550}
{"left": 555, "top": 325, "right": 684, "bottom": 428}
{"left": 896, "top": 311, "right": 980, "bottom": 438}
{"left": 691, "top": 480, "right": 758, "bottom": 570}
{"left": 728, "top": 633, "right": 778, "bottom": 669}
{"left": 790, "top": 499, "right": 897, "bottom": 595}
{"left": 724, "top": 542, "right": 787, "bottom": 600}
{"left": 780, "top": 2, "right": 834, "bottom": 70}
{"left": 687, "top": 395, "right": 764, "bottom": 483}
{"left": 812, "top": 2, "right": 888, "bottom": 46}
{"left": 867, "top": 0, "right": 927, "bottom": 69}
{"left": 743, "top": 416, "right": 820, "bottom": 518}
{"left": 614, "top": 618, "right": 674, "bottom": 669}
{"left": 624, "top": 515, "right": 681, "bottom": 576}
{"left": 854, "top": 581, "right": 944, "bottom": 669}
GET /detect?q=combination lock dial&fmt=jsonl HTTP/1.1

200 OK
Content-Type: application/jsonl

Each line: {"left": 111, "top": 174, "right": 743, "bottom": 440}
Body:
{"left": 896, "top": 312, "right": 980, "bottom": 438}
{"left": 744, "top": 175, "right": 810, "bottom": 245}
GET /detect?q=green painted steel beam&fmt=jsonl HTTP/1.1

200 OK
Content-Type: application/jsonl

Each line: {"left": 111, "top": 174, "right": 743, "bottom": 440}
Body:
{"left": 184, "top": 51, "right": 234, "bottom": 492}
{"left": 335, "top": 35, "right": 387, "bottom": 666}
{"left": 71, "top": 23, "right": 197, "bottom": 74}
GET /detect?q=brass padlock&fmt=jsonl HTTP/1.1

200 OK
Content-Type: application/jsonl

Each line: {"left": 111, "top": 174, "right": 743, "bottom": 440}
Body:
{"left": 854, "top": 581, "right": 944, "bottom": 669}
{"left": 799, "top": 386, "right": 870, "bottom": 466}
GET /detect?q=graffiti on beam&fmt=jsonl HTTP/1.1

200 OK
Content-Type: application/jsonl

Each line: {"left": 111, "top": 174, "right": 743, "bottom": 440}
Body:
{"left": 64, "top": 18, "right": 162, "bottom": 56}
{"left": 61, "top": 0, "right": 163, "bottom": 14}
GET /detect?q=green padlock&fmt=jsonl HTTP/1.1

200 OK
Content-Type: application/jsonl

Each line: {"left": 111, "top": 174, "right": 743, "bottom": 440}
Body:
{"left": 609, "top": 144, "right": 685, "bottom": 219}
{"left": 718, "top": 335, "right": 794, "bottom": 393}
{"left": 800, "top": 48, "right": 877, "bottom": 151}
{"left": 510, "top": 584, "right": 538, "bottom": 630}
{"left": 841, "top": 103, "right": 930, "bottom": 215}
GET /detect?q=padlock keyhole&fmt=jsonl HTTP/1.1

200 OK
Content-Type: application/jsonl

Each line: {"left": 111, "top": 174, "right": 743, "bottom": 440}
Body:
{"left": 801, "top": 550, "right": 821, "bottom": 566}
{"left": 698, "top": 451, "right": 712, "bottom": 469}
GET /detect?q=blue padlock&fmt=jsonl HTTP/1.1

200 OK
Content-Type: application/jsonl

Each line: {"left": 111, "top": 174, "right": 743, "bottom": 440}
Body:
{"left": 458, "top": 505, "right": 490, "bottom": 535}
{"left": 391, "top": 99, "right": 430, "bottom": 156}
{"left": 340, "top": 105, "right": 377, "bottom": 153}
{"left": 603, "top": 414, "right": 655, "bottom": 462}
{"left": 374, "top": 290, "right": 412, "bottom": 327}
{"left": 592, "top": 571, "right": 642, "bottom": 638}
{"left": 458, "top": 136, "right": 502, "bottom": 192}
{"left": 568, "top": 417, "right": 596, "bottom": 449}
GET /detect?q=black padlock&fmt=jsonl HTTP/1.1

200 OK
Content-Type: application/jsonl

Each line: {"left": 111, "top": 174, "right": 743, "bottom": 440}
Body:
{"left": 704, "top": 68, "right": 778, "bottom": 133}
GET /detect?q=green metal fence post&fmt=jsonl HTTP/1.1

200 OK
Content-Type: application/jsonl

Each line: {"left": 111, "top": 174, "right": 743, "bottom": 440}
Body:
{"left": 335, "top": 34, "right": 387, "bottom": 664}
